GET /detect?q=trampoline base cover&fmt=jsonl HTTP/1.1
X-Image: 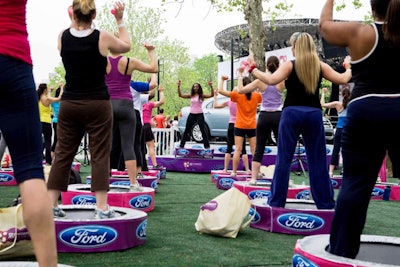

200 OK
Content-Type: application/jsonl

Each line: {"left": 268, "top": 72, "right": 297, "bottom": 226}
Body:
{"left": 293, "top": 234, "right": 400, "bottom": 267}
{"left": 250, "top": 199, "right": 334, "bottom": 235}
{"left": 54, "top": 205, "right": 147, "bottom": 253}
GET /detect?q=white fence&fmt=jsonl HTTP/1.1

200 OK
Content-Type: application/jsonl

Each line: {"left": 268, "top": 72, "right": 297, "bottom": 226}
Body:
{"left": 152, "top": 128, "right": 177, "bottom": 156}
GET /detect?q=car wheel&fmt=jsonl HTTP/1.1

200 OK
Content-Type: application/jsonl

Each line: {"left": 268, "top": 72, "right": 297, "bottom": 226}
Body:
{"left": 190, "top": 123, "right": 209, "bottom": 143}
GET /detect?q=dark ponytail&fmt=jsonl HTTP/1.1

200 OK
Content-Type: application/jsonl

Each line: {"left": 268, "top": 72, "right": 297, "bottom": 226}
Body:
{"left": 382, "top": 0, "right": 400, "bottom": 47}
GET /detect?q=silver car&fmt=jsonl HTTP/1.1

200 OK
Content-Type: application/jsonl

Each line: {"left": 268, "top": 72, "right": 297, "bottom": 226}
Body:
{"left": 178, "top": 95, "right": 334, "bottom": 143}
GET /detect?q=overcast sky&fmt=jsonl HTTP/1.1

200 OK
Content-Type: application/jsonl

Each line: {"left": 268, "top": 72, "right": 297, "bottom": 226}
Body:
{"left": 26, "top": 0, "right": 369, "bottom": 84}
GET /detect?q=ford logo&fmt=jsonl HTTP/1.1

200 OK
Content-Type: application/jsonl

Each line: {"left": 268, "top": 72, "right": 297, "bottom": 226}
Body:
{"left": 129, "top": 195, "right": 153, "bottom": 210}
{"left": 137, "top": 220, "right": 147, "bottom": 240}
{"left": 218, "top": 147, "right": 228, "bottom": 153}
{"left": 86, "top": 179, "right": 91, "bottom": 184}
{"left": 151, "top": 180, "right": 158, "bottom": 190}
{"left": 371, "top": 187, "right": 384, "bottom": 197}
{"left": 249, "top": 207, "right": 260, "bottom": 224}
{"left": 197, "top": 149, "right": 212, "bottom": 156}
{"left": 59, "top": 225, "right": 117, "bottom": 248}
{"left": 218, "top": 178, "right": 234, "bottom": 189}
{"left": 211, "top": 173, "right": 219, "bottom": 181}
{"left": 292, "top": 253, "right": 317, "bottom": 267}
{"left": 330, "top": 179, "right": 338, "bottom": 187}
{"left": 248, "top": 190, "right": 270, "bottom": 200}
{"left": 111, "top": 181, "right": 130, "bottom": 186}
{"left": 176, "top": 149, "right": 189, "bottom": 156}
{"left": 0, "top": 173, "right": 14, "bottom": 182}
{"left": 72, "top": 195, "right": 97, "bottom": 205}
{"left": 264, "top": 147, "right": 272, "bottom": 154}
{"left": 296, "top": 190, "right": 311, "bottom": 200}
{"left": 277, "top": 213, "right": 324, "bottom": 231}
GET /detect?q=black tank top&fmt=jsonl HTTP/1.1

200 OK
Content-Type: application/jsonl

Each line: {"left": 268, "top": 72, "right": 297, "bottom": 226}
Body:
{"left": 283, "top": 60, "right": 322, "bottom": 109}
{"left": 351, "top": 23, "right": 400, "bottom": 100}
{"left": 60, "top": 29, "right": 109, "bottom": 100}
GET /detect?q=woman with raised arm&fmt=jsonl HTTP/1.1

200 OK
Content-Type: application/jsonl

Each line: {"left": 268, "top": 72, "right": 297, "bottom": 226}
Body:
{"left": 218, "top": 74, "right": 261, "bottom": 177}
{"left": 214, "top": 77, "right": 250, "bottom": 174}
{"left": 237, "top": 55, "right": 285, "bottom": 185}
{"left": 106, "top": 41, "right": 158, "bottom": 192}
{"left": 248, "top": 32, "right": 351, "bottom": 210}
{"left": 142, "top": 85, "right": 165, "bottom": 168}
{"left": 47, "top": 0, "right": 131, "bottom": 220}
{"left": 320, "top": 0, "right": 400, "bottom": 258}
{"left": 178, "top": 80, "right": 214, "bottom": 149}
{"left": 320, "top": 86, "right": 351, "bottom": 178}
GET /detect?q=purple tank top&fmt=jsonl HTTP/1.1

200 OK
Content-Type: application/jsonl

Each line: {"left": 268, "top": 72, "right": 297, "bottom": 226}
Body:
{"left": 105, "top": 56, "right": 133, "bottom": 100}
{"left": 261, "top": 84, "right": 282, "bottom": 111}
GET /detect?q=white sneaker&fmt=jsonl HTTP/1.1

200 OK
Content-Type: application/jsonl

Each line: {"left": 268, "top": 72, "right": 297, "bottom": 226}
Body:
{"left": 94, "top": 205, "right": 116, "bottom": 219}
{"left": 130, "top": 181, "right": 143, "bottom": 192}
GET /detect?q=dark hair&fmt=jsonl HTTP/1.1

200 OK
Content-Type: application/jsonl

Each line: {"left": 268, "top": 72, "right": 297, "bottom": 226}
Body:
{"left": 243, "top": 77, "right": 252, "bottom": 100}
{"left": 174, "top": 115, "right": 178, "bottom": 120}
{"left": 159, "top": 108, "right": 164, "bottom": 114}
{"left": 266, "top": 55, "right": 280, "bottom": 73}
{"left": 341, "top": 87, "right": 351, "bottom": 109}
{"left": 381, "top": 0, "right": 400, "bottom": 47}
{"left": 55, "top": 87, "right": 61, "bottom": 97}
{"left": 190, "top": 83, "right": 204, "bottom": 101}
{"left": 37, "top": 83, "right": 47, "bottom": 100}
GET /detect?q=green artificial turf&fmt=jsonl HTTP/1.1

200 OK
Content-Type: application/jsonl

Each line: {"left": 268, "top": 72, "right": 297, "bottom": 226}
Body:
{"left": 1, "top": 166, "right": 399, "bottom": 267}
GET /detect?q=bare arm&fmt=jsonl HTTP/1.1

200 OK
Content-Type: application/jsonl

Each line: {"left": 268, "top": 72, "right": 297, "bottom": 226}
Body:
{"left": 129, "top": 44, "right": 158, "bottom": 73}
{"left": 99, "top": 2, "right": 130, "bottom": 56}
{"left": 217, "top": 76, "right": 231, "bottom": 97}
{"left": 249, "top": 58, "right": 292, "bottom": 85}
{"left": 214, "top": 78, "right": 228, "bottom": 109}
{"left": 203, "top": 81, "right": 215, "bottom": 98}
{"left": 320, "top": 87, "right": 338, "bottom": 108}
{"left": 177, "top": 80, "right": 191, "bottom": 99}
{"left": 319, "top": 0, "right": 374, "bottom": 60}
{"left": 148, "top": 74, "right": 158, "bottom": 90}
{"left": 154, "top": 85, "right": 165, "bottom": 107}
{"left": 321, "top": 57, "right": 352, "bottom": 85}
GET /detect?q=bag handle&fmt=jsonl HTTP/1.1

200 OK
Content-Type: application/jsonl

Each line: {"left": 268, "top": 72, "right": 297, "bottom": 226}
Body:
{"left": 0, "top": 204, "right": 22, "bottom": 253}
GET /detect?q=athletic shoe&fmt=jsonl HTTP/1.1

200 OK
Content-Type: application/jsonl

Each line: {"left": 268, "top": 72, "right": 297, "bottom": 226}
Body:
{"left": 130, "top": 181, "right": 143, "bottom": 192}
{"left": 94, "top": 205, "right": 115, "bottom": 219}
{"left": 230, "top": 172, "right": 237, "bottom": 177}
{"left": 248, "top": 180, "right": 257, "bottom": 186}
{"left": 53, "top": 206, "right": 67, "bottom": 218}
{"left": 153, "top": 165, "right": 163, "bottom": 170}
{"left": 137, "top": 173, "right": 144, "bottom": 179}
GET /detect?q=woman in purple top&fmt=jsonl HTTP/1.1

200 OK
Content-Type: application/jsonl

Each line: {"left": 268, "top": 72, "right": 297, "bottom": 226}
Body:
{"left": 177, "top": 80, "right": 214, "bottom": 149}
{"left": 105, "top": 43, "right": 158, "bottom": 192}
{"left": 237, "top": 55, "right": 285, "bottom": 185}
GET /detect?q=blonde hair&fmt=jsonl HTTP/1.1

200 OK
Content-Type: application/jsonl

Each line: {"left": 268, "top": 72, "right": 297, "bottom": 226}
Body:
{"left": 293, "top": 32, "right": 320, "bottom": 94}
{"left": 290, "top": 32, "right": 301, "bottom": 46}
{"left": 72, "top": 0, "right": 96, "bottom": 24}
{"left": 73, "top": 0, "right": 95, "bottom": 15}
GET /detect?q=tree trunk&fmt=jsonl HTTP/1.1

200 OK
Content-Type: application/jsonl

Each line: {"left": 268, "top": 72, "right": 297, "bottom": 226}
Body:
{"left": 244, "top": 0, "right": 266, "bottom": 72}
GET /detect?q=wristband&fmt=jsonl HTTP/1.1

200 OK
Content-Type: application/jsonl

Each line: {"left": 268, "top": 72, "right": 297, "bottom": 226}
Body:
{"left": 118, "top": 23, "right": 125, "bottom": 28}
{"left": 248, "top": 64, "right": 257, "bottom": 73}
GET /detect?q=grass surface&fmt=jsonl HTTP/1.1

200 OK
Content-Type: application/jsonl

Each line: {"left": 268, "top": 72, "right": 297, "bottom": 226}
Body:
{"left": 1, "top": 166, "right": 399, "bottom": 267}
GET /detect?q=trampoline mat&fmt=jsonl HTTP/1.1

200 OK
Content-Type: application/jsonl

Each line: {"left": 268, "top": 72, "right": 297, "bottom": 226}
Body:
{"left": 356, "top": 243, "right": 400, "bottom": 265}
